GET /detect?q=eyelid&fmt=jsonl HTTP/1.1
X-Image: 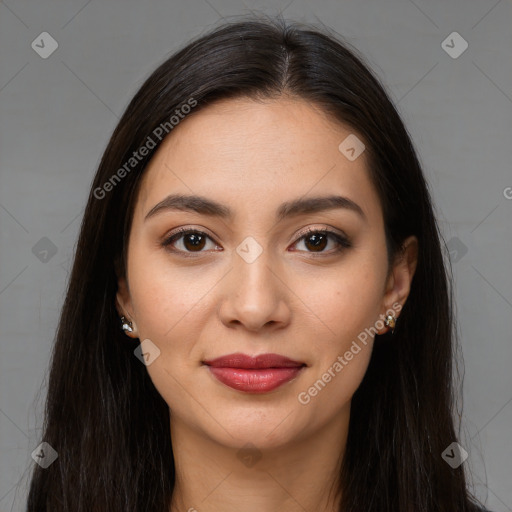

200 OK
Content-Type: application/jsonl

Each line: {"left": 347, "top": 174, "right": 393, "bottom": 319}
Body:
{"left": 293, "top": 224, "right": 349, "bottom": 243}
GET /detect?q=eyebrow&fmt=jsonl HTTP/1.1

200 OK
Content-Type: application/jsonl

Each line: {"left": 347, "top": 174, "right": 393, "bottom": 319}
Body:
{"left": 144, "top": 193, "right": 367, "bottom": 223}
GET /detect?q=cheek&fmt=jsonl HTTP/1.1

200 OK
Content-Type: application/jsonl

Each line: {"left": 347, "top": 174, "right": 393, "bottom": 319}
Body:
{"left": 127, "top": 239, "right": 212, "bottom": 336}
{"left": 294, "top": 274, "right": 380, "bottom": 416}
{"left": 132, "top": 277, "right": 207, "bottom": 353}
{"left": 292, "top": 258, "right": 383, "bottom": 403}
{"left": 127, "top": 265, "right": 209, "bottom": 410}
{"left": 295, "top": 259, "right": 384, "bottom": 346}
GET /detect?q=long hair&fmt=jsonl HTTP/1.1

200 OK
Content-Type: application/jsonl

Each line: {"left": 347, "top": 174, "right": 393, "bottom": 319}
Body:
{"left": 26, "top": 14, "right": 483, "bottom": 511}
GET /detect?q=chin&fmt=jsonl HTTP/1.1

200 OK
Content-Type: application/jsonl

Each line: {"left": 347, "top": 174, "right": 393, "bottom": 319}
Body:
{"left": 204, "top": 402, "right": 307, "bottom": 450}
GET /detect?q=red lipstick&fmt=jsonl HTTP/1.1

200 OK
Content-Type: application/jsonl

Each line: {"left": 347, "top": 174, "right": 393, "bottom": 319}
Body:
{"left": 203, "top": 353, "right": 306, "bottom": 393}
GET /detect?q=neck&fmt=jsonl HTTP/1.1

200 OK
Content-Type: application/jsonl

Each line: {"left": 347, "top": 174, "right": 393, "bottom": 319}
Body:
{"left": 168, "top": 409, "right": 349, "bottom": 512}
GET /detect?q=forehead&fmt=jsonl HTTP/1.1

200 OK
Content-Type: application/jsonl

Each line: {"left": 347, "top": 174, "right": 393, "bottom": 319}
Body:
{"left": 134, "top": 96, "right": 382, "bottom": 226}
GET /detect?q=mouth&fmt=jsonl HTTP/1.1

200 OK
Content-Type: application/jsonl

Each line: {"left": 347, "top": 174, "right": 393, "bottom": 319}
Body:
{"left": 202, "top": 353, "right": 307, "bottom": 393}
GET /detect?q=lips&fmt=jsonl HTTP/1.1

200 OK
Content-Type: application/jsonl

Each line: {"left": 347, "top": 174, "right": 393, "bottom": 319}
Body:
{"left": 203, "top": 353, "right": 306, "bottom": 393}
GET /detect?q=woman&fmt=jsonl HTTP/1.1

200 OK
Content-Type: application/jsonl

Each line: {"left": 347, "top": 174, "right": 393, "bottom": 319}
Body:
{"left": 26, "top": 15, "right": 489, "bottom": 512}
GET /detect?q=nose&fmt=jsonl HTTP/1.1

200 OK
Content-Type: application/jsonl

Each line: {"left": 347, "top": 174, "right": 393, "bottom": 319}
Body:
{"left": 218, "top": 246, "right": 291, "bottom": 333}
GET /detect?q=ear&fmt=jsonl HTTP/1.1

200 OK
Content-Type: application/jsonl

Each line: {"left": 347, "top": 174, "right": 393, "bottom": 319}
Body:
{"left": 377, "top": 235, "right": 418, "bottom": 334}
{"left": 116, "top": 275, "right": 138, "bottom": 338}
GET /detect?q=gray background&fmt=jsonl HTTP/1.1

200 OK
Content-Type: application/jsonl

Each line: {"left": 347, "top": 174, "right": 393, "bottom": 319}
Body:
{"left": 1, "top": 0, "right": 511, "bottom": 510}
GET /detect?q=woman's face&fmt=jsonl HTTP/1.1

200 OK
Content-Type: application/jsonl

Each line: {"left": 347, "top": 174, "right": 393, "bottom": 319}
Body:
{"left": 116, "top": 96, "right": 417, "bottom": 450}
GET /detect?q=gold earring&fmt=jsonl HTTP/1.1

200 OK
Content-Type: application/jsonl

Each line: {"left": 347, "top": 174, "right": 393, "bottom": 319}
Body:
{"left": 384, "top": 313, "right": 396, "bottom": 334}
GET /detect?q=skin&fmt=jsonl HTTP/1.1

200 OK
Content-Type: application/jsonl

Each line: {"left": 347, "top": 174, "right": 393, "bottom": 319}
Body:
{"left": 116, "top": 96, "right": 418, "bottom": 512}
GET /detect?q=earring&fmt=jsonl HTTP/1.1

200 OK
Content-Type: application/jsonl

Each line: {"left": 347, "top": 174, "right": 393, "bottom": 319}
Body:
{"left": 120, "top": 316, "right": 133, "bottom": 333}
{"left": 384, "top": 313, "right": 396, "bottom": 334}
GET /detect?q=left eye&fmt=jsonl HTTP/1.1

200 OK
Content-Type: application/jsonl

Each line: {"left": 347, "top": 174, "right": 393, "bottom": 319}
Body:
{"left": 292, "top": 228, "right": 351, "bottom": 254}
{"left": 162, "top": 228, "right": 351, "bottom": 255}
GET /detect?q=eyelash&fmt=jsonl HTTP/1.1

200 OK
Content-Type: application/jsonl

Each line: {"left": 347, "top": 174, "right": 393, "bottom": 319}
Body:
{"left": 161, "top": 226, "right": 352, "bottom": 258}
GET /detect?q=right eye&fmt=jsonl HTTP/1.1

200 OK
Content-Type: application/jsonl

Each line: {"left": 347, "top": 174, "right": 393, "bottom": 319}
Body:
{"left": 161, "top": 228, "right": 222, "bottom": 256}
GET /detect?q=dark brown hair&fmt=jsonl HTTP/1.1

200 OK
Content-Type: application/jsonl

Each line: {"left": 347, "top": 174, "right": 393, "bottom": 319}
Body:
{"left": 26, "top": 14, "right": 484, "bottom": 511}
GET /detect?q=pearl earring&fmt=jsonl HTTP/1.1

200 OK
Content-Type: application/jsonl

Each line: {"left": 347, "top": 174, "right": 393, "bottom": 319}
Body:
{"left": 120, "top": 316, "right": 133, "bottom": 333}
